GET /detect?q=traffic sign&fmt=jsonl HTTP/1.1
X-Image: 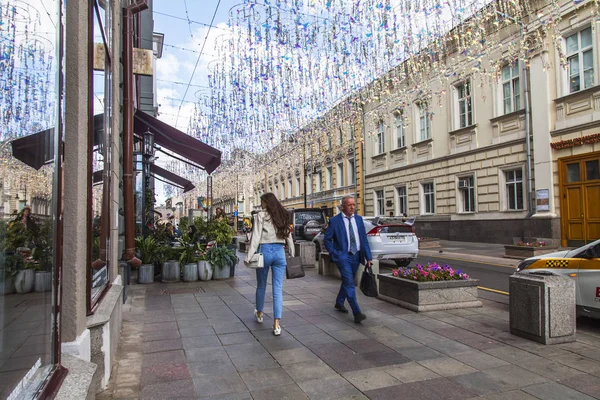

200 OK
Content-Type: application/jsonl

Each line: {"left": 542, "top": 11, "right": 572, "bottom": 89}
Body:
{"left": 233, "top": 210, "right": 238, "bottom": 217}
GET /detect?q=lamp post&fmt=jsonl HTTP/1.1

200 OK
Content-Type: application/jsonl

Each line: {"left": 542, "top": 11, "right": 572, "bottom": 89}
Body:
{"left": 289, "top": 134, "right": 308, "bottom": 208}
{"left": 142, "top": 129, "right": 155, "bottom": 235}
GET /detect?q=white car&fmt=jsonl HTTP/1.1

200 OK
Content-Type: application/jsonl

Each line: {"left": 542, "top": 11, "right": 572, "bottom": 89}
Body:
{"left": 313, "top": 216, "right": 419, "bottom": 267}
{"left": 516, "top": 239, "right": 600, "bottom": 319}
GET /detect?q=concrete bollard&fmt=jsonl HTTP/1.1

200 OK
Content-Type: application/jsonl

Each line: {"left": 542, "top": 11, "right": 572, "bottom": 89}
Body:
{"left": 297, "top": 242, "right": 316, "bottom": 268}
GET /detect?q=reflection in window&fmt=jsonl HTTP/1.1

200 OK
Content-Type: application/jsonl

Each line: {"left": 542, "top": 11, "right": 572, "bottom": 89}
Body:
{"left": 505, "top": 169, "right": 524, "bottom": 210}
{"left": 567, "top": 163, "right": 580, "bottom": 182}
{"left": 375, "top": 190, "right": 384, "bottom": 216}
{"left": 586, "top": 160, "right": 599, "bottom": 181}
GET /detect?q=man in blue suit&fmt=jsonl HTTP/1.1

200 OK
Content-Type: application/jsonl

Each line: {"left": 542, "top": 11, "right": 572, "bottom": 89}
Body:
{"left": 323, "top": 196, "right": 372, "bottom": 323}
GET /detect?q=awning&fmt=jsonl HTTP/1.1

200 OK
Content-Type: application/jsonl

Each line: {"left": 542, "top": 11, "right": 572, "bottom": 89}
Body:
{"left": 134, "top": 110, "right": 221, "bottom": 174}
{"left": 11, "top": 114, "right": 105, "bottom": 170}
{"left": 92, "top": 164, "right": 195, "bottom": 193}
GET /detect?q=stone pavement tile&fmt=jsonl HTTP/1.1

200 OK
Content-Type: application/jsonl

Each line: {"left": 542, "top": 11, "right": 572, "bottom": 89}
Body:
{"left": 182, "top": 334, "right": 222, "bottom": 349}
{"left": 142, "top": 313, "right": 176, "bottom": 323}
{"left": 397, "top": 345, "right": 444, "bottom": 361}
{"left": 326, "top": 329, "right": 370, "bottom": 342}
{"left": 483, "top": 345, "right": 545, "bottom": 364}
{"left": 294, "top": 308, "right": 326, "bottom": 318}
{"left": 140, "top": 363, "right": 191, "bottom": 388}
{"left": 251, "top": 383, "right": 309, "bottom": 400}
{"left": 417, "top": 356, "right": 478, "bottom": 377}
{"left": 553, "top": 353, "right": 600, "bottom": 374}
{"left": 455, "top": 336, "right": 505, "bottom": 351}
{"left": 362, "top": 326, "right": 401, "bottom": 339}
{"left": 203, "top": 392, "right": 252, "bottom": 400}
{"left": 412, "top": 319, "right": 454, "bottom": 331}
{"left": 377, "top": 334, "right": 422, "bottom": 350}
{"left": 179, "top": 326, "right": 216, "bottom": 338}
{"left": 212, "top": 322, "right": 250, "bottom": 335}
{"left": 186, "top": 347, "right": 231, "bottom": 363}
{"left": 298, "top": 375, "right": 362, "bottom": 400}
{"left": 142, "top": 350, "right": 186, "bottom": 368}
{"left": 522, "top": 381, "right": 597, "bottom": 400}
{"left": 142, "top": 338, "right": 183, "bottom": 354}
{"left": 559, "top": 374, "right": 600, "bottom": 398}
{"left": 175, "top": 312, "right": 208, "bottom": 321}
{"left": 385, "top": 362, "right": 440, "bottom": 383}
{"left": 143, "top": 329, "right": 181, "bottom": 342}
{"left": 143, "top": 321, "right": 178, "bottom": 332}
{"left": 517, "top": 357, "right": 586, "bottom": 381}
{"left": 271, "top": 347, "right": 319, "bottom": 366}
{"left": 177, "top": 319, "right": 212, "bottom": 329}
{"left": 259, "top": 336, "right": 304, "bottom": 352}
{"left": 343, "top": 339, "right": 391, "bottom": 354}
{"left": 295, "top": 332, "right": 338, "bottom": 347}
{"left": 360, "top": 350, "right": 412, "bottom": 367}
{"left": 451, "top": 371, "right": 512, "bottom": 396}
{"left": 482, "top": 365, "right": 548, "bottom": 389}
{"left": 192, "top": 373, "right": 248, "bottom": 398}
{"left": 188, "top": 359, "right": 237, "bottom": 376}
{"left": 451, "top": 350, "right": 510, "bottom": 370}
{"left": 286, "top": 324, "right": 324, "bottom": 336}
{"left": 425, "top": 339, "right": 474, "bottom": 355}
{"left": 468, "top": 390, "right": 540, "bottom": 400}
{"left": 239, "top": 367, "right": 295, "bottom": 391}
{"left": 318, "top": 351, "right": 375, "bottom": 373}
{"left": 342, "top": 368, "right": 400, "bottom": 392}
{"left": 282, "top": 360, "right": 337, "bottom": 382}
{"left": 315, "top": 321, "right": 354, "bottom": 333}
{"left": 218, "top": 332, "right": 257, "bottom": 346}
{"left": 224, "top": 343, "right": 270, "bottom": 359}
{"left": 231, "top": 353, "right": 280, "bottom": 372}
{"left": 365, "top": 383, "right": 428, "bottom": 400}
{"left": 140, "top": 379, "right": 196, "bottom": 400}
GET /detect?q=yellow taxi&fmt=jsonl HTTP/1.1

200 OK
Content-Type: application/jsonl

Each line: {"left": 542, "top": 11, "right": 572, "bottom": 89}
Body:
{"left": 516, "top": 239, "right": 600, "bottom": 319}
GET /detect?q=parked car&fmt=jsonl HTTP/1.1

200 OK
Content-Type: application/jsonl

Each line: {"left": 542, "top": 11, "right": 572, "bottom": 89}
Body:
{"left": 313, "top": 215, "right": 419, "bottom": 267}
{"left": 515, "top": 239, "right": 600, "bottom": 319}
{"left": 288, "top": 208, "right": 328, "bottom": 241}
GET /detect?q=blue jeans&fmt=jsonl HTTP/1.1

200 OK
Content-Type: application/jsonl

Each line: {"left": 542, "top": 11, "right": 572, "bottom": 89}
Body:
{"left": 255, "top": 243, "right": 286, "bottom": 320}
{"left": 335, "top": 252, "right": 361, "bottom": 315}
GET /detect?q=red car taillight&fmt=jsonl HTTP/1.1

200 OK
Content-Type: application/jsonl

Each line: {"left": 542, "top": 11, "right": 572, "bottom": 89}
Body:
{"left": 367, "top": 227, "right": 382, "bottom": 236}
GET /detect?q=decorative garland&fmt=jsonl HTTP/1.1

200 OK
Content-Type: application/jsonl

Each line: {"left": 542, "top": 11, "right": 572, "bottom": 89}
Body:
{"left": 550, "top": 133, "right": 600, "bottom": 150}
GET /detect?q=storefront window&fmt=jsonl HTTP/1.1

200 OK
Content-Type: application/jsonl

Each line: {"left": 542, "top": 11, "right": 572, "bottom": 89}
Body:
{"left": 0, "top": 0, "right": 63, "bottom": 397}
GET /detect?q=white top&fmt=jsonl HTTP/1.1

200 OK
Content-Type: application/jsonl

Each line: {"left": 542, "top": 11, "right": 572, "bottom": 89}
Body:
{"left": 342, "top": 213, "right": 361, "bottom": 252}
{"left": 245, "top": 211, "right": 294, "bottom": 262}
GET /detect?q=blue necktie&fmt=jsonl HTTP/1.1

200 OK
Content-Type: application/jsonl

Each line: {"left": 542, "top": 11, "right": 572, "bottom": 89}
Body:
{"left": 347, "top": 216, "right": 357, "bottom": 254}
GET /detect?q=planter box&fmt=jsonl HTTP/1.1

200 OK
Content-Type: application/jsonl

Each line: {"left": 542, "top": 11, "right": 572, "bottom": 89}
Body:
{"left": 504, "top": 245, "right": 558, "bottom": 260}
{"left": 377, "top": 274, "right": 482, "bottom": 312}
{"left": 418, "top": 238, "right": 440, "bottom": 249}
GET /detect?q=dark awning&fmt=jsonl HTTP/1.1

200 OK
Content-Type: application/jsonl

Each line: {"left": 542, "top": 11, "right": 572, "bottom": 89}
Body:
{"left": 134, "top": 110, "right": 221, "bottom": 174}
{"left": 92, "top": 164, "right": 195, "bottom": 193}
{"left": 11, "top": 114, "right": 105, "bottom": 170}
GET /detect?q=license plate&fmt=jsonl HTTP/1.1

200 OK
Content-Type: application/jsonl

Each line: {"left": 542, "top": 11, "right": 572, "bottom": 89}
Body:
{"left": 388, "top": 235, "right": 406, "bottom": 243}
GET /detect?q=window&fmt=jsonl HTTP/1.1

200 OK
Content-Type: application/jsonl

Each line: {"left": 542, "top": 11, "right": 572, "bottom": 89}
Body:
{"left": 275, "top": 185, "right": 279, "bottom": 198}
{"left": 326, "top": 166, "right": 332, "bottom": 190}
{"left": 395, "top": 113, "right": 405, "bottom": 148}
{"left": 307, "top": 174, "right": 313, "bottom": 195}
{"left": 458, "top": 176, "right": 475, "bottom": 213}
{"left": 376, "top": 120, "right": 385, "bottom": 154}
{"left": 396, "top": 186, "right": 407, "bottom": 215}
{"left": 566, "top": 27, "right": 594, "bottom": 93}
{"left": 418, "top": 102, "right": 431, "bottom": 141}
{"left": 316, "top": 171, "right": 322, "bottom": 192}
{"left": 288, "top": 179, "right": 292, "bottom": 198}
{"left": 422, "top": 182, "right": 435, "bottom": 214}
{"left": 296, "top": 176, "right": 301, "bottom": 196}
{"left": 375, "top": 190, "right": 385, "bottom": 215}
{"left": 316, "top": 140, "right": 321, "bottom": 155}
{"left": 501, "top": 63, "right": 520, "bottom": 114}
{"left": 327, "top": 135, "right": 332, "bottom": 150}
{"left": 348, "top": 158, "right": 356, "bottom": 185}
{"left": 505, "top": 169, "right": 524, "bottom": 210}
{"left": 337, "top": 127, "right": 343, "bottom": 145}
{"left": 337, "top": 162, "right": 344, "bottom": 187}
{"left": 456, "top": 80, "right": 473, "bottom": 128}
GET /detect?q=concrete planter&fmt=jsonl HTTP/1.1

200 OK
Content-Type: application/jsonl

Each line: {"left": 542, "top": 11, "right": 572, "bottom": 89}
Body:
{"left": 15, "top": 269, "right": 35, "bottom": 293}
{"left": 138, "top": 264, "right": 154, "bottom": 284}
{"left": 213, "top": 263, "right": 231, "bottom": 280}
{"left": 182, "top": 263, "right": 198, "bottom": 282}
{"left": 34, "top": 271, "right": 52, "bottom": 292}
{"left": 377, "top": 274, "right": 482, "bottom": 312}
{"left": 504, "top": 245, "right": 558, "bottom": 260}
{"left": 162, "top": 260, "right": 180, "bottom": 283}
{"left": 295, "top": 242, "right": 316, "bottom": 268}
{"left": 1, "top": 277, "right": 15, "bottom": 295}
{"left": 198, "top": 261, "right": 213, "bottom": 281}
{"left": 418, "top": 238, "right": 440, "bottom": 249}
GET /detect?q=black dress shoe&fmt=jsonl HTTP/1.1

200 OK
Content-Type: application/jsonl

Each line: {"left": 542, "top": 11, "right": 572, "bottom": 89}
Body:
{"left": 334, "top": 304, "right": 349, "bottom": 314}
{"left": 354, "top": 313, "right": 367, "bottom": 323}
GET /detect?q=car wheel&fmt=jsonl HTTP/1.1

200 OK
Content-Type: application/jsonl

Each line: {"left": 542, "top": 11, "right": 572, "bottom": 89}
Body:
{"left": 314, "top": 242, "right": 321, "bottom": 260}
{"left": 394, "top": 259, "right": 411, "bottom": 268}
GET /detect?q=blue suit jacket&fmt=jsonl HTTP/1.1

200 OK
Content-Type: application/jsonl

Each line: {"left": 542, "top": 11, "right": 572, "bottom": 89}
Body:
{"left": 323, "top": 213, "right": 372, "bottom": 266}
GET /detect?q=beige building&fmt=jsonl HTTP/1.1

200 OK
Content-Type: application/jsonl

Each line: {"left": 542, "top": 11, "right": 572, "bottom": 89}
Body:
{"left": 361, "top": 0, "right": 600, "bottom": 246}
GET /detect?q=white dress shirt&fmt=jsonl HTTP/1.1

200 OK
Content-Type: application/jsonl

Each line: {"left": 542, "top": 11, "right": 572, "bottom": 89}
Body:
{"left": 343, "top": 213, "right": 361, "bottom": 252}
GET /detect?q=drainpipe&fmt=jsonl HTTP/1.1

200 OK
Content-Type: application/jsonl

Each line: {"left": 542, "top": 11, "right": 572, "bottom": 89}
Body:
{"left": 121, "top": 0, "right": 148, "bottom": 265}
{"left": 523, "top": 56, "right": 534, "bottom": 217}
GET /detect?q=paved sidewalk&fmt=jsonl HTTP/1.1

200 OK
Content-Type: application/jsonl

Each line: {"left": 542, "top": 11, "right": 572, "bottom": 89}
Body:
{"left": 98, "top": 258, "right": 600, "bottom": 400}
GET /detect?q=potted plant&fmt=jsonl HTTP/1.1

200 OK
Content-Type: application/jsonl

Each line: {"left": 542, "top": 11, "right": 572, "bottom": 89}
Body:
{"left": 504, "top": 240, "right": 557, "bottom": 259}
{"left": 206, "top": 245, "right": 238, "bottom": 280}
{"left": 378, "top": 263, "right": 482, "bottom": 312}
{"left": 31, "top": 219, "right": 53, "bottom": 292}
{"left": 196, "top": 243, "right": 212, "bottom": 281}
{"left": 178, "top": 235, "right": 198, "bottom": 282}
{"left": 135, "top": 236, "right": 159, "bottom": 284}
{"left": 6, "top": 220, "right": 35, "bottom": 293}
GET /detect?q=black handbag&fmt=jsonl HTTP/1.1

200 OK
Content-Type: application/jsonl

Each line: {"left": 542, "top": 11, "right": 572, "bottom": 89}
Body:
{"left": 286, "top": 256, "right": 305, "bottom": 279}
{"left": 360, "top": 265, "right": 378, "bottom": 297}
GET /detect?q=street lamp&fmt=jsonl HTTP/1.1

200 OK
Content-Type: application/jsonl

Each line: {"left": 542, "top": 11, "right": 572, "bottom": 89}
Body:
{"left": 141, "top": 129, "right": 155, "bottom": 234}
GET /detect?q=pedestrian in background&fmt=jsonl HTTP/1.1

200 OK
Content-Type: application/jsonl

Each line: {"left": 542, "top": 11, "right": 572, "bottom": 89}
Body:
{"left": 323, "top": 195, "right": 372, "bottom": 323}
{"left": 244, "top": 192, "right": 295, "bottom": 336}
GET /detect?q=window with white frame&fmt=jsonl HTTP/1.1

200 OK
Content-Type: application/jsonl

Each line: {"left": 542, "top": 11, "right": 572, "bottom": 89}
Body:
{"left": 288, "top": 179, "right": 292, "bottom": 198}
{"left": 396, "top": 186, "right": 407, "bottom": 215}
{"left": 316, "top": 171, "right": 322, "bottom": 192}
{"left": 326, "top": 166, "right": 332, "bottom": 189}
{"left": 327, "top": 135, "right": 332, "bottom": 150}
{"left": 375, "top": 190, "right": 385, "bottom": 216}
{"left": 566, "top": 27, "right": 594, "bottom": 93}
{"left": 395, "top": 113, "right": 405, "bottom": 148}
{"left": 418, "top": 102, "right": 431, "bottom": 141}
{"left": 458, "top": 176, "right": 475, "bottom": 213}
{"left": 456, "top": 80, "right": 473, "bottom": 128}
{"left": 296, "top": 176, "right": 301, "bottom": 196}
{"left": 280, "top": 184, "right": 285, "bottom": 200}
{"left": 307, "top": 174, "right": 313, "bottom": 195}
{"left": 504, "top": 168, "right": 524, "bottom": 210}
{"left": 337, "top": 127, "right": 343, "bottom": 145}
{"left": 501, "top": 63, "right": 520, "bottom": 114}
{"left": 422, "top": 182, "right": 435, "bottom": 214}
{"left": 337, "top": 162, "right": 344, "bottom": 187}
{"left": 348, "top": 158, "right": 356, "bottom": 185}
{"left": 376, "top": 120, "right": 385, "bottom": 154}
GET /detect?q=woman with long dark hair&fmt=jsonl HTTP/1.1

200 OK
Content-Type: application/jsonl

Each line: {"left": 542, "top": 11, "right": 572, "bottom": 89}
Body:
{"left": 244, "top": 192, "right": 294, "bottom": 336}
